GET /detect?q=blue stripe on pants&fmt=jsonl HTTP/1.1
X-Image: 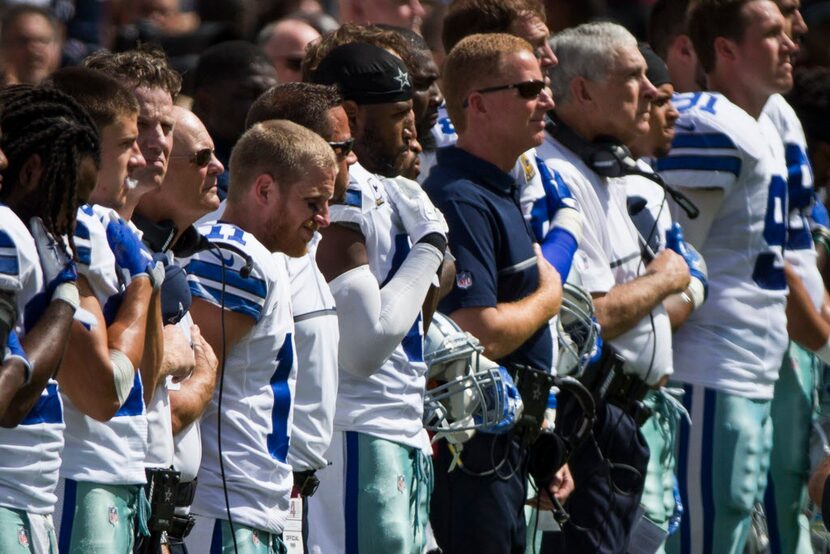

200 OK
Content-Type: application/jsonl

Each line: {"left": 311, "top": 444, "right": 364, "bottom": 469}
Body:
{"left": 58, "top": 479, "right": 76, "bottom": 554}
{"left": 344, "top": 431, "right": 360, "bottom": 554}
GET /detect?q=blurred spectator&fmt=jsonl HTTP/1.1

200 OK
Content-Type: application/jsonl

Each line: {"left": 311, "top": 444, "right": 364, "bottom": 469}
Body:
{"left": 338, "top": 0, "right": 426, "bottom": 31}
{"left": 0, "top": 4, "right": 61, "bottom": 85}
{"left": 648, "top": 0, "right": 705, "bottom": 92}
{"left": 191, "top": 40, "right": 277, "bottom": 198}
{"left": 789, "top": 67, "right": 830, "bottom": 191}
{"left": 803, "top": 1, "right": 830, "bottom": 67}
{"left": 377, "top": 25, "right": 442, "bottom": 155}
{"left": 542, "top": 0, "right": 606, "bottom": 34}
{"left": 258, "top": 17, "right": 321, "bottom": 83}
{"left": 420, "top": 1, "right": 446, "bottom": 70}
{"left": 195, "top": 0, "right": 258, "bottom": 40}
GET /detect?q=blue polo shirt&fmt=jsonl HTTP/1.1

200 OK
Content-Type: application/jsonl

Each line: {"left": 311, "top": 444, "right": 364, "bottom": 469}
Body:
{"left": 424, "top": 146, "right": 554, "bottom": 373}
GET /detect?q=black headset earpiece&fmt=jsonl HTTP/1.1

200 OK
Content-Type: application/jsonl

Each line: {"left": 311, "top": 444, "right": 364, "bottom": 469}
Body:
{"left": 547, "top": 116, "right": 633, "bottom": 178}
{"left": 199, "top": 236, "right": 255, "bottom": 278}
{"left": 546, "top": 115, "right": 699, "bottom": 218}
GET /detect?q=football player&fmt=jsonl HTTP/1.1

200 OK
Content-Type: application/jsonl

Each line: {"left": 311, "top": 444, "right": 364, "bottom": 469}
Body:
{"left": 0, "top": 85, "right": 97, "bottom": 553}
{"left": 654, "top": 1, "right": 796, "bottom": 551}
{"left": 183, "top": 120, "right": 335, "bottom": 551}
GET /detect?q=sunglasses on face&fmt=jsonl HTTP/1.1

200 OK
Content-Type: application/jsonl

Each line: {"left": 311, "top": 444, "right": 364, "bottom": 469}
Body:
{"left": 171, "top": 148, "right": 214, "bottom": 168}
{"left": 328, "top": 137, "right": 355, "bottom": 159}
{"left": 463, "top": 80, "right": 546, "bottom": 107}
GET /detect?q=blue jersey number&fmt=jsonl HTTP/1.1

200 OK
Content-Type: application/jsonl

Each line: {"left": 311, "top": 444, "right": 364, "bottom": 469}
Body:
{"left": 674, "top": 92, "right": 718, "bottom": 115}
{"left": 752, "top": 176, "right": 787, "bottom": 290}
{"left": 205, "top": 225, "right": 246, "bottom": 245}
{"left": 267, "top": 334, "right": 293, "bottom": 462}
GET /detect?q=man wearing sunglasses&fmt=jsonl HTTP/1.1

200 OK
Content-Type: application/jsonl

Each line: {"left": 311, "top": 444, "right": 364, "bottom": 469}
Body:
{"left": 125, "top": 106, "right": 224, "bottom": 553}
{"left": 423, "top": 32, "right": 562, "bottom": 554}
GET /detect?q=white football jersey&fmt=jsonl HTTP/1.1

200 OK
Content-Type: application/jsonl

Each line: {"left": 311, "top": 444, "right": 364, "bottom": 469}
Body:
{"left": 764, "top": 93, "right": 824, "bottom": 311}
{"left": 286, "top": 233, "right": 339, "bottom": 472}
{"left": 656, "top": 92, "right": 789, "bottom": 399}
{"left": 184, "top": 222, "right": 296, "bottom": 535}
{"left": 330, "top": 162, "right": 431, "bottom": 451}
{"left": 0, "top": 206, "right": 65, "bottom": 515}
{"left": 539, "top": 136, "right": 674, "bottom": 385}
{"left": 60, "top": 204, "right": 148, "bottom": 485}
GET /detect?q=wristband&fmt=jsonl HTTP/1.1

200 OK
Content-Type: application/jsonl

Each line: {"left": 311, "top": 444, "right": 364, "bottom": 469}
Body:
{"left": 52, "top": 282, "right": 80, "bottom": 311}
{"left": 109, "top": 349, "right": 136, "bottom": 406}
{"left": 684, "top": 277, "right": 706, "bottom": 309}
{"left": 418, "top": 232, "right": 448, "bottom": 255}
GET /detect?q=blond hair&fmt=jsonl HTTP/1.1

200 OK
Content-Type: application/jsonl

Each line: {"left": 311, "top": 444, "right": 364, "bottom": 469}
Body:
{"left": 227, "top": 119, "right": 337, "bottom": 202}
{"left": 443, "top": 33, "right": 533, "bottom": 133}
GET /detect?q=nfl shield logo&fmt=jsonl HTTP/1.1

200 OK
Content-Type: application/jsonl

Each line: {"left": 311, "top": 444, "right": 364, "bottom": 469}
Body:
{"left": 456, "top": 271, "right": 473, "bottom": 289}
{"left": 252, "top": 530, "right": 261, "bottom": 546}
{"left": 18, "top": 527, "right": 29, "bottom": 547}
{"left": 108, "top": 506, "right": 119, "bottom": 526}
{"left": 397, "top": 474, "right": 406, "bottom": 493}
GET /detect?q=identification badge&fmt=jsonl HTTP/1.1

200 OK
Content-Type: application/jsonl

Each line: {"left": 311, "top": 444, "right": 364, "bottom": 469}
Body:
{"left": 283, "top": 496, "right": 304, "bottom": 554}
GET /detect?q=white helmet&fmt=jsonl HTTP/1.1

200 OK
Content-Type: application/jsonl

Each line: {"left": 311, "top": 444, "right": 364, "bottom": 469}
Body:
{"left": 423, "top": 312, "right": 522, "bottom": 444}
{"left": 556, "top": 282, "right": 600, "bottom": 378}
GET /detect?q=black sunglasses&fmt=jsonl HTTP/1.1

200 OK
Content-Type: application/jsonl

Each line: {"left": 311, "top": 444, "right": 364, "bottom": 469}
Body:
{"left": 463, "top": 80, "right": 546, "bottom": 107}
{"left": 171, "top": 148, "right": 214, "bottom": 168}
{"left": 328, "top": 137, "right": 355, "bottom": 159}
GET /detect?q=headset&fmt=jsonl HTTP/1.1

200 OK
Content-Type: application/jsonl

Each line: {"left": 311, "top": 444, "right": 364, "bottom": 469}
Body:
{"left": 546, "top": 116, "right": 699, "bottom": 219}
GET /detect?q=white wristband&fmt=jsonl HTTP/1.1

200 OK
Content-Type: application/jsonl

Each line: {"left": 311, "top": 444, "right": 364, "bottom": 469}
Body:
{"left": 684, "top": 277, "right": 706, "bottom": 310}
{"left": 109, "top": 349, "right": 136, "bottom": 406}
{"left": 52, "top": 282, "right": 80, "bottom": 311}
{"left": 815, "top": 339, "right": 830, "bottom": 365}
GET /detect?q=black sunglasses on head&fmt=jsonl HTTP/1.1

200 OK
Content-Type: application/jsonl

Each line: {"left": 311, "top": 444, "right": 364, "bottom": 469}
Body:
{"left": 171, "top": 148, "right": 214, "bottom": 168}
{"left": 463, "top": 80, "right": 546, "bottom": 107}
{"left": 328, "top": 137, "right": 355, "bottom": 159}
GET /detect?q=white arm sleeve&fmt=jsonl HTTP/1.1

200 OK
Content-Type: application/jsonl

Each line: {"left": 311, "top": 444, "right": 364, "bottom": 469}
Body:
{"left": 329, "top": 242, "right": 443, "bottom": 377}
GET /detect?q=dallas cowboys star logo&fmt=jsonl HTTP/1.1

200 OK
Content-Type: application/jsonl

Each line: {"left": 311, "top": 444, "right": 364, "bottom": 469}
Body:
{"left": 393, "top": 68, "right": 411, "bottom": 91}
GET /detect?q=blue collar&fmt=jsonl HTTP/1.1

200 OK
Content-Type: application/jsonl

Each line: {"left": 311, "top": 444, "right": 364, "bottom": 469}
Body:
{"left": 435, "top": 146, "right": 517, "bottom": 195}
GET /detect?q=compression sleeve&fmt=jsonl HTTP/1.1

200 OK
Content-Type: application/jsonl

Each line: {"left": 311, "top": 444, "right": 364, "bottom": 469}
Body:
{"left": 329, "top": 242, "right": 443, "bottom": 377}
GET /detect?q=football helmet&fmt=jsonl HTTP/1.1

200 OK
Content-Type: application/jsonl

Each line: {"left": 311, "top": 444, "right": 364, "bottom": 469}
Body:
{"left": 423, "top": 312, "right": 523, "bottom": 444}
{"left": 556, "top": 282, "right": 600, "bottom": 377}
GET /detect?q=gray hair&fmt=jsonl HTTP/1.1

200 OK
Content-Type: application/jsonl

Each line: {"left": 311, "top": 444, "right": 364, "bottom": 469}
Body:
{"left": 549, "top": 22, "right": 637, "bottom": 105}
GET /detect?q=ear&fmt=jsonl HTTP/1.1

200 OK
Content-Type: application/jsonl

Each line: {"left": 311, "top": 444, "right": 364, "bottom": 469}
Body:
{"left": 465, "top": 92, "right": 487, "bottom": 118}
{"left": 252, "top": 172, "right": 277, "bottom": 208}
{"left": 677, "top": 34, "right": 696, "bottom": 60}
{"left": 713, "top": 36, "right": 738, "bottom": 65}
{"left": 18, "top": 153, "right": 43, "bottom": 195}
{"left": 342, "top": 100, "right": 360, "bottom": 133}
{"left": 570, "top": 76, "right": 593, "bottom": 107}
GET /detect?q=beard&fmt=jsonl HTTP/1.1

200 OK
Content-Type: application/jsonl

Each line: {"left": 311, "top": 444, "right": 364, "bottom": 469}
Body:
{"left": 359, "top": 122, "right": 407, "bottom": 178}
